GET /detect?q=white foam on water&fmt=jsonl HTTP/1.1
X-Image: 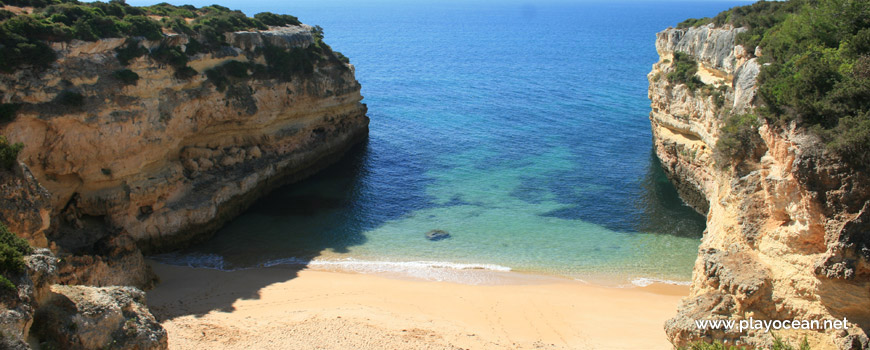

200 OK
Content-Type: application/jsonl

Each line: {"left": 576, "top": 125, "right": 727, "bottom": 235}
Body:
{"left": 262, "top": 257, "right": 515, "bottom": 284}
{"left": 150, "top": 252, "right": 229, "bottom": 270}
{"left": 629, "top": 277, "right": 691, "bottom": 287}
{"left": 151, "top": 253, "right": 514, "bottom": 284}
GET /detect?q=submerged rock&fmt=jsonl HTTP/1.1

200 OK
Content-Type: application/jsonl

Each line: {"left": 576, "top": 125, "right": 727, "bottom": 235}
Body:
{"left": 425, "top": 230, "right": 451, "bottom": 241}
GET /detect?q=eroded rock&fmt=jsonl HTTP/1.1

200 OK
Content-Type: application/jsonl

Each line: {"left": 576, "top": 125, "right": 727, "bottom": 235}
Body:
{"left": 33, "top": 285, "right": 167, "bottom": 350}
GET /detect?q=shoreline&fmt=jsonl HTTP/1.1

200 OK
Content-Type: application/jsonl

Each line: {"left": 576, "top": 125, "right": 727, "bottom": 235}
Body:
{"left": 146, "top": 260, "right": 688, "bottom": 349}
{"left": 149, "top": 253, "right": 694, "bottom": 288}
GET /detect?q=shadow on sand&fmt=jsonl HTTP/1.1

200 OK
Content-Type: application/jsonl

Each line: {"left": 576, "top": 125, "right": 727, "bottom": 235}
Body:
{"left": 146, "top": 141, "right": 379, "bottom": 321}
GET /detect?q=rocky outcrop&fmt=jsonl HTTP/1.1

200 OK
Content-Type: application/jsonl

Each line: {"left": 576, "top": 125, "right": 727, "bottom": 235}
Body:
{"left": 0, "top": 249, "right": 165, "bottom": 350}
{"left": 0, "top": 163, "right": 52, "bottom": 248}
{"left": 0, "top": 249, "right": 57, "bottom": 350}
{"left": 0, "top": 23, "right": 368, "bottom": 285}
{"left": 33, "top": 285, "right": 167, "bottom": 350}
{"left": 650, "top": 24, "right": 870, "bottom": 349}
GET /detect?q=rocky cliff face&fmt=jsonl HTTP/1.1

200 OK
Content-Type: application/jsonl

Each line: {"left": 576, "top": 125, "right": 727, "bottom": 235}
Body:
{"left": 650, "top": 24, "right": 870, "bottom": 349}
{"left": 0, "top": 249, "right": 166, "bottom": 350}
{"left": 0, "top": 25, "right": 368, "bottom": 285}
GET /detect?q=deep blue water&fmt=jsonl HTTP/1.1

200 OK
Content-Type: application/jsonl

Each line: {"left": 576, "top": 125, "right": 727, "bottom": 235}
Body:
{"left": 143, "top": 0, "right": 749, "bottom": 284}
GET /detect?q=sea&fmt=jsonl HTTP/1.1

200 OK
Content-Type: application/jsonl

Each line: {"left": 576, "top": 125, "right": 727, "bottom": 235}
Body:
{"left": 141, "top": 0, "right": 749, "bottom": 286}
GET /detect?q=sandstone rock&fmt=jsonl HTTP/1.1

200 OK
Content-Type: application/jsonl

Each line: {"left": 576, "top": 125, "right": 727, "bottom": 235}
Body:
{"left": 651, "top": 24, "right": 870, "bottom": 349}
{"left": 225, "top": 25, "right": 315, "bottom": 51}
{"left": 0, "top": 163, "right": 52, "bottom": 247}
{"left": 55, "top": 232, "right": 156, "bottom": 289}
{"left": 0, "top": 249, "right": 58, "bottom": 349}
{"left": 0, "top": 21, "right": 369, "bottom": 254}
{"left": 33, "top": 285, "right": 167, "bottom": 350}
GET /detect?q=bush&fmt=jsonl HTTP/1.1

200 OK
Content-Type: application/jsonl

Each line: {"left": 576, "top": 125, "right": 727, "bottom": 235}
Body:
{"left": 115, "top": 38, "right": 146, "bottom": 65}
{"left": 262, "top": 45, "right": 319, "bottom": 81}
{"left": 173, "top": 65, "right": 198, "bottom": 80}
{"left": 677, "top": 17, "right": 713, "bottom": 29}
{"left": 0, "top": 1, "right": 268, "bottom": 71}
{"left": 0, "top": 220, "right": 31, "bottom": 293}
{"left": 667, "top": 51, "right": 705, "bottom": 92}
{"left": 111, "top": 68, "right": 139, "bottom": 85}
{"left": 700, "top": 0, "right": 870, "bottom": 167}
{"left": 0, "top": 103, "right": 21, "bottom": 122}
{"left": 204, "top": 60, "right": 252, "bottom": 91}
{"left": 123, "top": 15, "right": 163, "bottom": 40}
{"left": 253, "top": 12, "right": 300, "bottom": 27}
{"left": 191, "top": 7, "right": 266, "bottom": 48}
{"left": 0, "top": 135, "right": 24, "bottom": 170}
{"left": 149, "top": 44, "right": 187, "bottom": 68}
{"left": 679, "top": 334, "right": 809, "bottom": 350}
{"left": 54, "top": 90, "right": 83, "bottom": 106}
{"left": 713, "top": 113, "right": 762, "bottom": 168}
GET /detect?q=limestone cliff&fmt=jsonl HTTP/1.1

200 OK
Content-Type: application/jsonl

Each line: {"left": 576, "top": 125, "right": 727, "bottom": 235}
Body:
{"left": 650, "top": 24, "right": 870, "bottom": 349}
{"left": 0, "top": 24, "right": 369, "bottom": 285}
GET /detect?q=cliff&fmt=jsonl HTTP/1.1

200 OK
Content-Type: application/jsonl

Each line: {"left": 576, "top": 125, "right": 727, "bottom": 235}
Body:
{"left": 1, "top": 22, "right": 368, "bottom": 285}
{"left": 650, "top": 24, "right": 869, "bottom": 349}
{"left": 0, "top": 4, "right": 367, "bottom": 347}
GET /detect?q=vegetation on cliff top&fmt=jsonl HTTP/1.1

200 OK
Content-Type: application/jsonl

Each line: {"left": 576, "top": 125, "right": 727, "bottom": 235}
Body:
{"left": 0, "top": 0, "right": 306, "bottom": 72}
{"left": 688, "top": 0, "right": 870, "bottom": 167}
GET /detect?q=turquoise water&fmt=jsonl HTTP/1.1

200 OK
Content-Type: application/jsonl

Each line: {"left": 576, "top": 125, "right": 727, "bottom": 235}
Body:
{"left": 145, "top": 0, "right": 746, "bottom": 284}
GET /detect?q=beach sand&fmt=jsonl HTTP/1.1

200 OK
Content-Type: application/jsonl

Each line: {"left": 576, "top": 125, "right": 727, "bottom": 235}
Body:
{"left": 147, "top": 262, "right": 687, "bottom": 349}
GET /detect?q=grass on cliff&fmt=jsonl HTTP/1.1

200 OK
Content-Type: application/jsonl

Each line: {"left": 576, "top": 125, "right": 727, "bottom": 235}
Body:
{"left": 0, "top": 135, "right": 23, "bottom": 170}
{"left": 0, "top": 0, "right": 312, "bottom": 72}
{"left": 693, "top": 0, "right": 870, "bottom": 168}
{"left": 679, "top": 335, "right": 810, "bottom": 350}
{"left": 0, "top": 220, "right": 32, "bottom": 293}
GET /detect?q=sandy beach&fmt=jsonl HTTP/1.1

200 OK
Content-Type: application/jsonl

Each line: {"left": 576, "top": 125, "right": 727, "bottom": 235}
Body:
{"left": 146, "top": 262, "right": 687, "bottom": 349}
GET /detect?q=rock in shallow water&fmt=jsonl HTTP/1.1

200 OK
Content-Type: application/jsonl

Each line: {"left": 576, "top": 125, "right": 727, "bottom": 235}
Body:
{"left": 425, "top": 230, "right": 450, "bottom": 241}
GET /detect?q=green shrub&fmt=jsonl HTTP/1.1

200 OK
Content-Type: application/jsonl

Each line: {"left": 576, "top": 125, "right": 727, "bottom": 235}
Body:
{"left": 0, "top": 103, "right": 21, "bottom": 122}
{"left": 262, "top": 45, "right": 319, "bottom": 81}
{"left": 698, "top": 0, "right": 870, "bottom": 167}
{"left": 149, "top": 44, "right": 187, "bottom": 68}
{"left": 191, "top": 7, "right": 266, "bottom": 48}
{"left": 122, "top": 15, "right": 162, "bottom": 40}
{"left": 111, "top": 69, "right": 139, "bottom": 85}
{"left": 335, "top": 51, "right": 350, "bottom": 64}
{"left": 253, "top": 12, "right": 300, "bottom": 27}
{"left": 0, "top": 9, "right": 17, "bottom": 22}
{"left": 144, "top": 3, "right": 197, "bottom": 19}
{"left": 666, "top": 51, "right": 705, "bottom": 92}
{"left": 184, "top": 37, "right": 203, "bottom": 55}
{"left": 677, "top": 17, "right": 713, "bottom": 29}
{"left": 678, "top": 335, "right": 809, "bottom": 350}
{"left": 0, "top": 220, "right": 31, "bottom": 293}
{"left": 678, "top": 340, "right": 742, "bottom": 350}
{"left": 0, "top": 135, "right": 24, "bottom": 170}
{"left": 115, "top": 38, "right": 147, "bottom": 65}
{"left": 54, "top": 90, "right": 83, "bottom": 106}
{"left": 173, "top": 65, "right": 197, "bottom": 80}
{"left": 0, "top": 16, "right": 61, "bottom": 72}
{"left": 1, "top": 2, "right": 348, "bottom": 88}
{"left": 714, "top": 113, "right": 762, "bottom": 167}
{"left": 776, "top": 335, "right": 811, "bottom": 350}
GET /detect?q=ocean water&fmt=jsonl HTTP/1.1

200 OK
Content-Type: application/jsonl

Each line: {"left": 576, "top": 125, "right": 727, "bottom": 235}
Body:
{"left": 144, "top": 0, "right": 747, "bottom": 284}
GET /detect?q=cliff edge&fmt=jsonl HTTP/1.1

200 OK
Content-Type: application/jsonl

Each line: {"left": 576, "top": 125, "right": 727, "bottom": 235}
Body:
{"left": 0, "top": 4, "right": 368, "bottom": 287}
{"left": 650, "top": 22, "right": 869, "bottom": 349}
